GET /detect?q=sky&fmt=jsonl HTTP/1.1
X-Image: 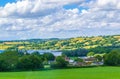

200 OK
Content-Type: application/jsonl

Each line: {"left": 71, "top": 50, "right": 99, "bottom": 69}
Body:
{"left": 0, "top": 0, "right": 120, "bottom": 40}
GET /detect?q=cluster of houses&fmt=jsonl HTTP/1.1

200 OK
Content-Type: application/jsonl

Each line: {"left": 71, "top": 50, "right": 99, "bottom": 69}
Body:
{"left": 21, "top": 49, "right": 104, "bottom": 66}
{"left": 64, "top": 56, "right": 104, "bottom": 66}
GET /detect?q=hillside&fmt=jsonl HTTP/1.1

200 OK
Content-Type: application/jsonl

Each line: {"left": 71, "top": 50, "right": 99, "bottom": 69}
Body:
{"left": 0, "top": 35, "right": 120, "bottom": 51}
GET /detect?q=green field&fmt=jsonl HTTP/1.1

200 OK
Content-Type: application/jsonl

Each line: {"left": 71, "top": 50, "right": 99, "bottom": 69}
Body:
{"left": 0, "top": 67, "right": 120, "bottom": 79}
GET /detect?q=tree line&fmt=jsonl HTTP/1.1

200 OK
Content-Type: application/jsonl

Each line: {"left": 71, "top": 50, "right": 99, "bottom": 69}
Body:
{"left": 62, "top": 46, "right": 120, "bottom": 57}
{"left": 0, "top": 48, "right": 120, "bottom": 72}
{"left": 0, "top": 50, "right": 68, "bottom": 71}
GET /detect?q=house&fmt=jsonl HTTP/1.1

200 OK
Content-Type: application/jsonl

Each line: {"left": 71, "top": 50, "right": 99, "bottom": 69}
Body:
{"left": 65, "top": 56, "right": 70, "bottom": 61}
{"left": 64, "top": 56, "right": 75, "bottom": 65}
{"left": 64, "top": 56, "right": 103, "bottom": 66}
{"left": 80, "top": 56, "right": 104, "bottom": 66}
{"left": 84, "top": 57, "right": 96, "bottom": 62}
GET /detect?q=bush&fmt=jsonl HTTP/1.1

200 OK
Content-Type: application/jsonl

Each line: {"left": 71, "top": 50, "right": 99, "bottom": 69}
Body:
{"left": 43, "top": 53, "right": 55, "bottom": 61}
{"left": 17, "top": 55, "right": 44, "bottom": 70}
{"left": 51, "top": 56, "right": 68, "bottom": 68}
{"left": 0, "top": 50, "right": 20, "bottom": 71}
{"left": 104, "top": 49, "right": 120, "bottom": 66}
{"left": 0, "top": 59, "right": 9, "bottom": 71}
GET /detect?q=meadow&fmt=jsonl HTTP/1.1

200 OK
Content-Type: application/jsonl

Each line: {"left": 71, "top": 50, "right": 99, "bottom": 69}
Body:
{"left": 0, "top": 67, "right": 120, "bottom": 79}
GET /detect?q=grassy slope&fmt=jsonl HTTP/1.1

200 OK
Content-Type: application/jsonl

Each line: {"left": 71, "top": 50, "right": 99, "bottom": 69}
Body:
{"left": 0, "top": 67, "right": 120, "bottom": 79}
{"left": 0, "top": 35, "right": 120, "bottom": 50}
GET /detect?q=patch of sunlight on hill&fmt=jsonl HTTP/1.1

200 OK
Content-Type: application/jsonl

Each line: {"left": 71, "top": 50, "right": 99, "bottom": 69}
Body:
{"left": 104, "top": 44, "right": 112, "bottom": 46}
{"left": 84, "top": 45, "right": 98, "bottom": 49}
{"left": 71, "top": 38, "right": 84, "bottom": 42}
{"left": 84, "top": 42, "right": 89, "bottom": 45}
{"left": 18, "top": 46, "right": 25, "bottom": 49}
{"left": 91, "top": 37, "right": 103, "bottom": 42}
{"left": 114, "top": 36, "right": 120, "bottom": 41}
{"left": 0, "top": 45, "right": 12, "bottom": 50}
{"left": 4, "top": 42, "right": 29, "bottom": 45}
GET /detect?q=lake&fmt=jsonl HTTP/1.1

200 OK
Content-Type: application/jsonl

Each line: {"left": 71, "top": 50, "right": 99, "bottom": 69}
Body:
{"left": 27, "top": 50, "right": 62, "bottom": 56}
{"left": 0, "top": 50, "right": 4, "bottom": 53}
{"left": 0, "top": 50, "right": 62, "bottom": 56}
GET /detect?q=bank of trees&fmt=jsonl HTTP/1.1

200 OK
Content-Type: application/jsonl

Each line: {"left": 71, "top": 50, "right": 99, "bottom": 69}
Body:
{"left": 62, "top": 48, "right": 88, "bottom": 57}
{"left": 17, "top": 55, "right": 44, "bottom": 70}
{"left": 0, "top": 50, "right": 43, "bottom": 71}
{"left": 0, "top": 50, "right": 55, "bottom": 71}
{"left": 0, "top": 50, "right": 68, "bottom": 71}
{"left": 62, "top": 46, "right": 120, "bottom": 57}
{"left": 0, "top": 48, "right": 120, "bottom": 72}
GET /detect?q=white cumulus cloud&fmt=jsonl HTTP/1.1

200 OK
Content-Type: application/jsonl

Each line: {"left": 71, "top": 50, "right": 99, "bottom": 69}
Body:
{"left": 0, "top": 0, "right": 120, "bottom": 40}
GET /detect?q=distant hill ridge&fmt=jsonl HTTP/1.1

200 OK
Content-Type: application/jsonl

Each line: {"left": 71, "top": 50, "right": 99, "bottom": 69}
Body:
{"left": 0, "top": 35, "right": 120, "bottom": 50}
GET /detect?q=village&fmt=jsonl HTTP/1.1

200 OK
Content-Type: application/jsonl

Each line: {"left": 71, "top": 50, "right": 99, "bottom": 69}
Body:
{"left": 64, "top": 56, "right": 104, "bottom": 67}
{"left": 31, "top": 50, "right": 104, "bottom": 67}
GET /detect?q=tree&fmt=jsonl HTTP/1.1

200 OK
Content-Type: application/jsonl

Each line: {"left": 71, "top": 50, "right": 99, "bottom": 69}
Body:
{"left": 0, "top": 50, "right": 20, "bottom": 71}
{"left": 0, "top": 59, "right": 9, "bottom": 71}
{"left": 94, "top": 54, "right": 103, "bottom": 62}
{"left": 74, "top": 58, "right": 84, "bottom": 62}
{"left": 87, "top": 52, "right": 94, "bottom": 57}
{"left": 43, "top": 53, "right": 55, "bottom": 61}
{"left": 17, "top": 55, "right": 44, "bottom": 70}
{"left": 62, "top": 48, "right": 88, "bottom": 57}
{"left": 94, "top": 53, "right": 105, "bottom": 62}
{"left": 31, "top": 51, "right": 40, "bottom": 55}
{"left": 104, "top": 49, "right": 120, "bottom": 66}
{"left": 51, "top": 56, "right": 68, "bottom": 68}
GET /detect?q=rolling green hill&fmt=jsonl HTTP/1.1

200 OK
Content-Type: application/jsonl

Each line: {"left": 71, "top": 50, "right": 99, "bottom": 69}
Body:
{"left": 0, "top": 35, "right": 120, "bottom": 51}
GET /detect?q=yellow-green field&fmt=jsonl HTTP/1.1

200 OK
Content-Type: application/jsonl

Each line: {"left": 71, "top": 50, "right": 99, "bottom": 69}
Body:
{"left": 0, "top": 67, "right": 120, "bottom": 79}
{"left": 0, "top": 35, "right": 119, "bottom": 50}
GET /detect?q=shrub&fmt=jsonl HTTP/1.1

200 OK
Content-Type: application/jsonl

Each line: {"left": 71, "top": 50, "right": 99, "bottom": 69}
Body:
{"left": 51, "top": 56, "right": 68, "bottom": 68}
{"left": 17, "top": 55, "right": 44, "bottom": 70}
{"left": 104, "top": 49, "right": 120, "bottom": 66}
{"left": 0, "top": 50, "right": 20, "bottom": 71}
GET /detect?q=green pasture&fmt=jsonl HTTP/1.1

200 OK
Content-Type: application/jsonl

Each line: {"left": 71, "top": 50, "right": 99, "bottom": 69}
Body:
{"left": 0, "top": 67, "right": 120, "bottom": 79}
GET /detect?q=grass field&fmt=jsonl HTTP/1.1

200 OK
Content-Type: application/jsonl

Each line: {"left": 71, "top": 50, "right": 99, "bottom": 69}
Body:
{"left": 0, "top": 67, "right": 120, "bottom": 79}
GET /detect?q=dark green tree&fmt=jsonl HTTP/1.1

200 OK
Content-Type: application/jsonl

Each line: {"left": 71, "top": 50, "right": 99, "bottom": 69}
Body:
{"left": 0, "top": 50, "right": 20, "bottom": 71}
{"left": 43, "top": 53, "right": 55, "bottom": 61}
{"left": 51, "top": 56, "right": 68, "bottom": 68}
{"left": 0, "top": 59, "right": 9, "bottom": 71}
{"left": 87, "top": 52, "right": 94, "bottom": 57}
{"left": 17, "top": 55, "right": 43, "bottom": 70}
{"left": 74, "top": 58, "right": 84, "bottom": 62}
{"left": 104, "top": 49, "right": 120, "bottom": 66}
{"left": 94, "top": 55, "right": 103, "bottom": 62}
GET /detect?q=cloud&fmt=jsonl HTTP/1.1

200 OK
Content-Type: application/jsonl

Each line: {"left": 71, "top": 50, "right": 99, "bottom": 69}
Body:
{"left": 0, "top": 0, "right": 83, "bottom": 18}
{"left": 0, "top": 0, "right": 120, "bottom": 40}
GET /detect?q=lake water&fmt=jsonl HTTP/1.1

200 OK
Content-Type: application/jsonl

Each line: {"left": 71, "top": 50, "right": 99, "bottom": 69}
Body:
{"left": 27, "top": 50, "right": 62, "bottom": 56}
{"left": 0, "top": 50, "right": 62, "bottom": 56}
{"left": 0, "top": 50, "right": 4, "bottom": 53}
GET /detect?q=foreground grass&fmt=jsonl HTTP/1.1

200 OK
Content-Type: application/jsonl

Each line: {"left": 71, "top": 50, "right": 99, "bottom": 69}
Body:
{"left": 0, "top": 67, "right": 120, "bottom": 79}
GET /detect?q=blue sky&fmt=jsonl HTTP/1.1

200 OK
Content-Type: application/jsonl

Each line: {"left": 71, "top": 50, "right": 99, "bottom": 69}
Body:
{"left": 64, "top": 3, "right": 81, "bottom": 9}
{"left": 0, "top": 0, "right": 16, "bottom": 6}
{"left": 0, "top": 0, "right": 120, "bottom": 40}
{"left": 63, "top": 3, "right": 88, "bottom": 12}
